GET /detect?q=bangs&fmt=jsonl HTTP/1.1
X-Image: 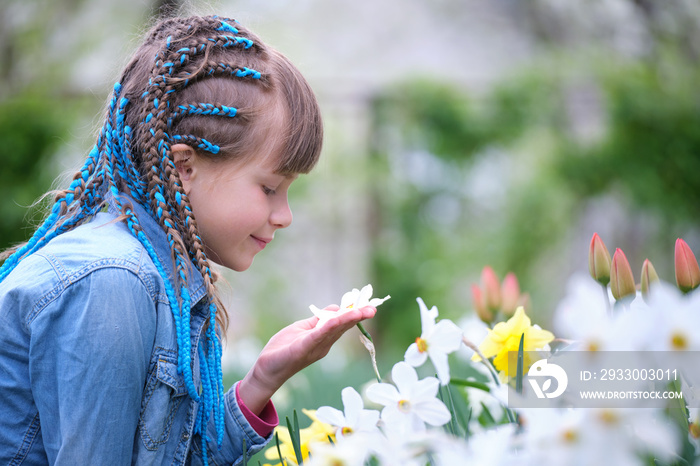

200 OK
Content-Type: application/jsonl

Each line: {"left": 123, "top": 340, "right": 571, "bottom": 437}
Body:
{"left": 272, "top": 51, "right": 323, "bottom": 176}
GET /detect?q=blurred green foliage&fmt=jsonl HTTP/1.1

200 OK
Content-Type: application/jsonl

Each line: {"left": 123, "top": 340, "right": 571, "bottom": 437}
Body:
{"left": 557, "top": 58, "right": 700, "bottom": 222}
{"left": 0, "top": 95, "right": 68, "bottom": 251}
{"left": 368, "top": 52, "right": 700, "bottom": 352}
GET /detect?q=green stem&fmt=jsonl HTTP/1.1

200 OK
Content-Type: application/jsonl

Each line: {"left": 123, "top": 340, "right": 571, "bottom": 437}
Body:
{"left": 601, "top": 283, "right": 612, "bottom": 317}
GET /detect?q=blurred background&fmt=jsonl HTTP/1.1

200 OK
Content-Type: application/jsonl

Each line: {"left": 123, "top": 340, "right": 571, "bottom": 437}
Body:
{"left": 2, "top": 0, "right": 700, "bottom": 414}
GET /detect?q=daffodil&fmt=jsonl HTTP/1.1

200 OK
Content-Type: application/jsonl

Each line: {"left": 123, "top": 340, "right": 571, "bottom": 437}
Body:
{"left": 404, "top": 297, "right": 463, "bottom": 385}
{"left": 264, "top": 409, "right": 335, "bottom": 465}
{"left": 315, "top": 387, "right": 380, "bottom": 442}
{"left": 365, "top": 361, "right": 451, "bottom": 433}
{"left": 309, "top": 284, "right": 390, "bottom": 328}
{"left": 471, "top": 306, "right": 554, "bottom": 377}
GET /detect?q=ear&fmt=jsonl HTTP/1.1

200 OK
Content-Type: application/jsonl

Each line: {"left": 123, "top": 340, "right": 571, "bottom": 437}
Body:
{"left": 172, "top": 143, "right": 197, "bottom": 194}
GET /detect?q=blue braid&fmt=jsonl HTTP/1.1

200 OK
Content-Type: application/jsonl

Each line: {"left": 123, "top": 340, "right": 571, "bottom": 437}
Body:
{"left": 209, "top": 35, "right": 254, "bottom": 50}
{"left": 171, "top": 103, "right": 238, "bottom": 119}
{"left": 196, "top": 343, "right": 213, "bottom": 465}
{"left": 216, "top": 20, "right": 239, "bottom": 34}
{"left": 170, "top": 134, "right": 220, "bottom": 154}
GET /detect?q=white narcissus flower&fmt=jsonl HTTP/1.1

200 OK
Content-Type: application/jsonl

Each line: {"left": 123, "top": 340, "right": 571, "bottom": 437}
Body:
{"left": 306, "top": 435, "right": 370, "bottom": 466}
{"left": 404, "top": 297, "right": 463, "bottom": 385}
{"left": 315, "top": 387, "right": 380, "bottom": 442}
{"left": 516, "top": 406, "right": 678, "bottom": 466}
{"left": 366, "top": 361, "right": 451, "bottom": 433}
{"left": 309, "top": 284, "right": 390, "bottom": 328}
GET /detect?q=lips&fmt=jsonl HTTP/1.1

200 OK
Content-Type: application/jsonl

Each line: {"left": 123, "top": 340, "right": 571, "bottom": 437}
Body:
{"left": 251, "top": 235, "right": 271, "bottom": 249}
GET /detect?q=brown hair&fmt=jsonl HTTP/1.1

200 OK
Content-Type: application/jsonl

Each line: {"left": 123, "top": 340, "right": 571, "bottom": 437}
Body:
{"left": 117, "top": 15, "right": 323, "bottom": 331}
{"left": 1, "top": 16, "right": 323, "bottom": 335}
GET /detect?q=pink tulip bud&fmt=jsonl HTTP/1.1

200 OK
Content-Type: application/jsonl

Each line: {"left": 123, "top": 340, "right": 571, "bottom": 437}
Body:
{"left": 481, "top": 266, "right": 501, "bottom": 312}
{"left": 501, "top": 272, "right": 520, "bottom": 317}
{"left": 610, "top": 248, "right": 636, "bottom": 300}
{"left": 640, "top": 259, "right": 659, "bottom": 298}
{"left": 675, "top": 238, "right": 700, "bottom": 293}
{"left": 589, "top": 233, "right": 612, "bottom": 286}
{"left": 471, "top": 284, "right": 493, "bottom": 323}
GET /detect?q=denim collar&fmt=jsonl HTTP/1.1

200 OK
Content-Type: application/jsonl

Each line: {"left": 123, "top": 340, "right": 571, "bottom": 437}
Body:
{"left": 107, "top": 194, "right": 207, "bottom": 306}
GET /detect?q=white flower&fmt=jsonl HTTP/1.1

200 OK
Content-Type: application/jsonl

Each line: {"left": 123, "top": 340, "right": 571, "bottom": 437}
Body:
{"left": 644, "top": 281, "right": 700, "bottom": 353}
{"left": 404, "top": 298, "right": 463, "bottom": 385}
{"left": 365, "top": 361, "right": 451, "bottom": 433}
{"left": 681, "top": 375, "right": 700, "bottom": 454}
{"left": 310, "top": 284, "right": 390, "bottom": 328}
{"left": 460, "top": 424, "right": 517, "bottom": 466}
{"left": 553, "top": 273, "right": 652, "bottom": 351}
{"left": 315, "top": 387, "right": 380, "bottom": 442}
{"left": 306, "top": 435, "right": 370, "bottom": 466}
{"left": 516, "top": 407, "right": 678, "bottom": 466}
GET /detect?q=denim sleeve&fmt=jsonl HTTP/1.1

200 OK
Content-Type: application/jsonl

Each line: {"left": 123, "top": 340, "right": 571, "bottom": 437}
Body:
{"left": 191, "top": 381, "right": 273, "bottom": 466}
{"left": 28, "top": 266, "right": 156, "bottom": 464}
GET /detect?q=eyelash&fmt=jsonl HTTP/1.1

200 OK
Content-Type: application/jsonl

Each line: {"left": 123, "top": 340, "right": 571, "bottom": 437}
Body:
{"left": 262, "top": 186, "right": 277, "bottom": 196}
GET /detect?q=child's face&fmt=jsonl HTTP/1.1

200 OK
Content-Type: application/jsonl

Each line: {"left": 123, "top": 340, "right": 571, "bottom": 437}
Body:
{"left": 176, "top": 146, "right": 296, "bottom": 272}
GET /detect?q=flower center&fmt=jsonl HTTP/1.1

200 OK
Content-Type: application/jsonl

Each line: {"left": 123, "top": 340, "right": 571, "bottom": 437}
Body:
{"left": 398, "top": 399, "right": 411, "bottom": 413}
{"left": 690, "top": 423, "right": 700, "bottom": 439}
{"left": 416, "top": 337, "right": 428, "bottom": 353}
{"left": 341, "top": 426, "right": 354, "bottom": 435}
{"left": 587, "top": 340, "right": 600, "bottom": 352}
{"left": 598, "top": 409, "right": 619, "bottom": 425}
{"left": 561, "top": 428, "right": 578, "bottom": 443}
{"left": 671, "top": 332, "right": 688, "bottom": 350}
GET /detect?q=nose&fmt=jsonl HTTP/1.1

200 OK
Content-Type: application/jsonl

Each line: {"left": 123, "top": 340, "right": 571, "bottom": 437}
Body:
{"left": 271, "top": 197, "right": 293, "bottom": 229}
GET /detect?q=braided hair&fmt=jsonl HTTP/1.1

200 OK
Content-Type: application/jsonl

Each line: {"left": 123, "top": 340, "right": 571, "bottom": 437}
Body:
{"left": 0, "top": 15, "right": 323, "bottom": 462}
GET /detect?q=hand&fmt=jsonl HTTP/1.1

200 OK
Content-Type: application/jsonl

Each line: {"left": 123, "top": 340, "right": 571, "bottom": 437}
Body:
{"left": 238, "top": 305, "right": 376, "bottom": 414}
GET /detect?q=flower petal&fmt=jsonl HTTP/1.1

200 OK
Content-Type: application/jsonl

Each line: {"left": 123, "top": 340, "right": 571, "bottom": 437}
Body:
{"left": 391, "top": 361, "right": 419, "bottom": 394}
{"left": 413, "top": 398, "right": 451, "bottom": 426}
{"left": 357, "top": 410, "right": 380, "bottom": 432}
{"left": 341, "top": 387, "right": 364, "bottom": 426}
{"left": 316, "top": 406, "right": 347, "bottom": 428}
{"left": 357, "top": 284, "right": 374, "bottom": 307}
{"left": 366, "top": 383, "right": 400, "bottom": 406}
{"left": 404, "top": 343, "right": 428, "bottom": 367}
{"left": 417, "top": 297, "right": 438, "bottom": 333}
{"left": 340, "top": 288, "right": 360, "bottom": 310}
{"left": 427, "top": 320, "right": 463, "bottom": 353}
{"left": 368, "top": 295, "right": 391, "bottom": 307}
{"left": 427, "top": 350, "right": 451, "bottom": 385}
{"left": 409, "top": 376, "right": 440, "bottom": 401}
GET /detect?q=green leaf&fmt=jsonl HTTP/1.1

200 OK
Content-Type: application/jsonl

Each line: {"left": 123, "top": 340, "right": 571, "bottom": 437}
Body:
{"left": 274, "top": 432, "right": 287, "bottom": 466}
{"left": 449, "top": 378, "right": 490, "bottom": 392}
{"left": 242, "top": 438, "right": 247, "bottom": 466}
{"left": 515, "top": 333, "right": 525, "bottom": 395}
{"left": 286, "top": 411, "right": 304, "bottom": 465}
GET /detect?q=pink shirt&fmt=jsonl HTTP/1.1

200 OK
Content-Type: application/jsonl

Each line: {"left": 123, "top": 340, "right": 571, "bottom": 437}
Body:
{"left": 235, "top": 383, "right": 279, "bottom": 437}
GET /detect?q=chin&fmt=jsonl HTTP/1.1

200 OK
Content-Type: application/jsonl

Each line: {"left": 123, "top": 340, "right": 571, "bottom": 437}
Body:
{"left": 229, "top": 258, "right": 255, "bottom": 272}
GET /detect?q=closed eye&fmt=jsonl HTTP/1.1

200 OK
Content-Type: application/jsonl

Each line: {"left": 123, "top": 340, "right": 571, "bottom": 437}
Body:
{"left": 262, "top": 186, "right": 277, "bottom": 196}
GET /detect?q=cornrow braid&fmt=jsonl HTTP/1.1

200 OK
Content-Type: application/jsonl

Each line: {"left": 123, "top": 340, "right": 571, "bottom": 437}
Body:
{"left": 170, "top": 134, "right": 220, "bottom": 154}
{"left": 1, "top": 15, "right": 323, "bottom": 463}
{"left": 167, "top": 101, "right": 241, "bottom": 132}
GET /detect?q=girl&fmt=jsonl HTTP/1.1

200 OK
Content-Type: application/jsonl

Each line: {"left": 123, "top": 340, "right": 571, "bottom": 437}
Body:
{"left": 0, "top": 14, "right": 376, "bottom": 465}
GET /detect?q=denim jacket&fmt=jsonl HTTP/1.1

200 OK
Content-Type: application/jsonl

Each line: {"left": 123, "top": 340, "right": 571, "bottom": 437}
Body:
{"left": 0, "top": 199, "right": 271, "bottom": 465}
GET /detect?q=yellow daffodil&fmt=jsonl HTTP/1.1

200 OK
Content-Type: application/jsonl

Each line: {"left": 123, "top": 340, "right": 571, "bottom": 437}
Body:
{"left": 471, "top": 307, "right": 554, "bottom": 377}
{"left": 264, "top": 409, "right": 336, "bottom": 465}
